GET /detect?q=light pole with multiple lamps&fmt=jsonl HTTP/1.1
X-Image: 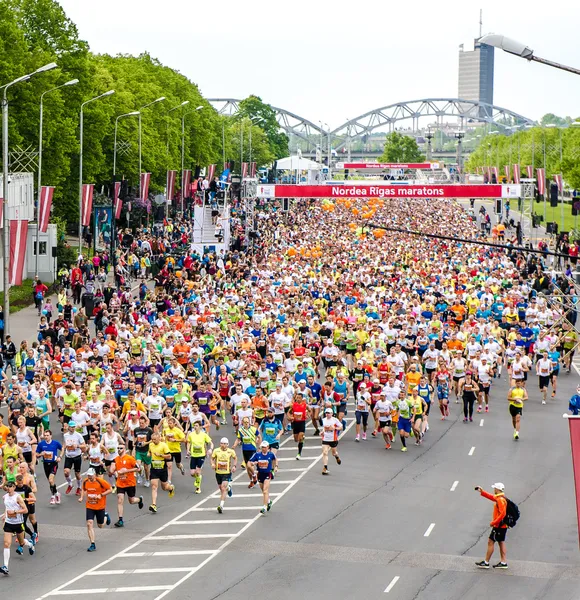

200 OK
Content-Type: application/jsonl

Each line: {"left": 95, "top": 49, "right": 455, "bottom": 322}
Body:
{"left": 2, "top": 61, "right": 57, "bottom": 331}
{"left": 113, "top": 111, "right": 139, "bottom": 178}
{"left": 36, "top": 78, "right": 79, "bottom": 277}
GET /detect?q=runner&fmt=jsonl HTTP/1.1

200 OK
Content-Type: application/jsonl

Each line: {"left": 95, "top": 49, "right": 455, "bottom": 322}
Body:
{"left": 320, "top": 407, "right": 343, "bottom": 475}
{"left": 61, "top": 421, "right": 86, "bottom": 497}
{"left": 35, "top": 430, "right": 62, "bottom": 505}
{"left": 288, "top": 393, "right": 310, "bottom": 460}
{"left": 248, "top": 441, "right": 277, "bottom": 514}
{"left": 113, "top": 443, "right": 143, "bottom": 527}
{"left": 211, "top": 437, "right": 237, "bottom": 513}
{"left": 374, "top": 392, "right": 394, "bottom": 449}
{"left": 147, "top": 430, "right": 175, "bottom": 513}
{"left": 1, "top": 480, "right": 34, "bottom": 575}
{"left": 233, "top": 416, "right": 260, "bottom": 488}
{"left": 508, "top": 379, "right": 528, "bottom": 440}
{"left": 186, "top": 420, "right": 213, "bottom": 494}
{"left": 78, "top": 468, "right": 112, "bottom": 552}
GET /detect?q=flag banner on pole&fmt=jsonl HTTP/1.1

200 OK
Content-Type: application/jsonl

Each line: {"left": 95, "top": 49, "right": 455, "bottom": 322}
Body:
{"left": 241, "top": 162, "right": 248, "bottom": 180}
{"left": 166, "top": 170, "right": 177, "bottom": 204}
{"left": 526, "top": 165, "right": 533, "bottom": 179}
{"left": 114, "top": 181, "right": 121, "bottom": 202}
{"left": 114, "top": 197, "right": 122, "bottom": 219}
{"left": 513, "top": 164, "right": 521, "bottom": 184}
{"left": 81, "top": 184, "right": 94, "bottom": 227}
{"left": 140, "top": 172, "right": 151, "bottom": 202}
{"left": 492, "top": 166, "right": 499, "bottom": 182}
{"left": 504, "top": 165, "right": 510, "bottom": 181}
{"left": 250, "top": 162, "right": 257, "bottom": 178}
{"left": 537, "top": 168, "right": 546, "bottom": 195}
{"left": 207, "top": 164, "right": 216, "bottom": 182}
{"left": 568, "top": 417, "right": 580, "bottom": 548}
{"left": 486, "top": 166, "right": 491, "bottom": 180}
{"left": 38, "top": 186, "right": 54, "bottom": 233}
{"left": 181, "top": 170, "right": 191, "bottom": 199}
{"left": 555, "top": 174, "right": 563, "bottom": 193}
{"left": 9, "top": 219, "right": 28, "bottom": 286}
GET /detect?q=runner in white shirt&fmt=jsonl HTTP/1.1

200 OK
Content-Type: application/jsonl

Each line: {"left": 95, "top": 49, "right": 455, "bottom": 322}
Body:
{"left": 536, "top": 351, "right": 553, "bottom": 405}
{"left": 320, "top": 408, "right": 343, "bottom": 476}
{"left": 374, "top": 392, "right": 394, "bottom": 449}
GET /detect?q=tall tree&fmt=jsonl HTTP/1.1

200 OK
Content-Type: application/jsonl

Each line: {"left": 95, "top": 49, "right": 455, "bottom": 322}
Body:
{"left": 378, "top": 131, "right": 424, "bottom": 163}
{"left": 237, "top": 95, "right": 288, "bottom": 160}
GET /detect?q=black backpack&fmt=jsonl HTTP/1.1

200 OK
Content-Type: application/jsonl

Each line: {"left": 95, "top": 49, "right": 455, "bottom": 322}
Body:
{"left": 502, "top": 498, "right": 520, "bottom": 528}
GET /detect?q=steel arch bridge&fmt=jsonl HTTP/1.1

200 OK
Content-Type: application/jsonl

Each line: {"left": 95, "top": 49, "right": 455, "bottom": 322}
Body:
{"left": 208, "top": 97, "right": 535, "bottom": 150}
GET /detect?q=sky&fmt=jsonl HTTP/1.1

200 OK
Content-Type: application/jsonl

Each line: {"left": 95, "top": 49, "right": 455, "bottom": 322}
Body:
{"left": 58, "top": 0, "right": 580, "bottom": 130}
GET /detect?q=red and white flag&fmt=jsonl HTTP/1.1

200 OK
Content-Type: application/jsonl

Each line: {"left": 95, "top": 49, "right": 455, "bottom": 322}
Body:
{"left": 140, "top": 172, "right": 151, "bottom": 202}
{"left": 9, "top": 219, "right": 28, "bottom": 286}
{"left": 492, "top": 166, "right": 499, "bottom": 182}
{"left": 114, "top": 197, "right": 122, "bottom": 219}
{"left": 504, "top": 165, "right": 510, "bottom": 182}
{"left": 81, "top": 184, "right": 94, "bottom": 227}
{"left": 181, "top": 170, "right": 191, "bottom": 199}
{"left": 555, "top": 173, "right": 563, "bottom": 192}
{"left": 250, "top": 162, "right": 257, "bottom": 178}
{"left": 207, "top": 164, "right": 216, "bottom": 182}
{"left": 114, "top": 181, "right": 121, "bottom": 202}
{"left": 486, "top": 166, "right": 491, "bottom": 180}
{"left": 568, "top": 417, "right": 580, "bottom": 548}
{"left": 38, "top": 186, "right": 54, "bottom": 233}
{"left": 513, "top": 164, "right": 521, "bottom": 184}
{"left": 241, "top": 162, "right": 248, "bottom": 180}
{"left": 526, "top": 165, "right": 533, "bottom": 179}
{"left": 166, "top": 170, "right": 177, "bottom": 204}
{"left": 537, "top": 168, "right": 546, "bottom": 195}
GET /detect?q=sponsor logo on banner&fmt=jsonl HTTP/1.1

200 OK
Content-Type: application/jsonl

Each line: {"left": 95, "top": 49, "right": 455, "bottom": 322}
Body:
{"left": 336, "top": 162, "right": 435, "bottom": 170}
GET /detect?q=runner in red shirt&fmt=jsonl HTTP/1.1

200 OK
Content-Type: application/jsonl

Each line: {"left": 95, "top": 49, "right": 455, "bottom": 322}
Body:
{"left": 288, "top": 395, "right": 311, "bottom": 460}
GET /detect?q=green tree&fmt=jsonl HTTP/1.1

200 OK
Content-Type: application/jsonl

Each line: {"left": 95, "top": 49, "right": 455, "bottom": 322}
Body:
{"left": 226, "top": 117, "right": 274, "bottom": 169}
{"left": 378, "top": 131, "right": 424, "bottom": 163}
{"left": 237, "top": 95, "right": 288, "bottom": 160}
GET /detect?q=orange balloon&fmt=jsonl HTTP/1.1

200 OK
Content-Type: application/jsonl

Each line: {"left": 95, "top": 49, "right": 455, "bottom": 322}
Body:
{"left": 351, "top": 207, "right": 359, "bottom": 215}
{"left": 373, "top": 229, "right": 386, "bottom": 238}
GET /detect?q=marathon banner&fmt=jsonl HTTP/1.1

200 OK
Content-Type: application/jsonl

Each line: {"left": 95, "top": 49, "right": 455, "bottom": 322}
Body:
{"left": 140, "top": 172, "right": 151, "bottom": 202}
{"left": 513, "top": 164, "right": 521, "bottom": 184}
{"left": 256, "top": 184, "right": 521, "bottom": 200}
{"left": 568, "top": 417, "right": 580, "bottom": 547}
{"left": 526, "top": 165, "right": 533, "bottom": 179}
{"left": 181, "top": 169, "right": 191, "bottom": 199}
{"left": 38, "top": 186, "right": 54, "bottom": 233}
{"left": 9, "top": 219, "right": 28, "bottom": 286}
{"left": 166, "top": 170, "right": 177, "bottom": 205}
{"left": 114, "top": 181, "right": 121, "bottom": 203}
{"left": 250, "top": 162, "right": 257, "bottom": 178}
{"left": 504, "top": 165, "right": 510, "bottom": 181}
{"left": 486, "top": 166, "right": 491, "bottom": 180}
{"left": 537, "top": 168, "right": 546, "bottom": 195}
{"left": 335, "top": 162, "right": 438, "bottom": 170}
{"left": 492, "top": 166, "right": 499, "bottom": 182}
{"left": 241, "top": 162, "right": 248, "bottom": 180}
{"left": 555, "top": 173, "right": 563, "bottom": 193}
{"left": 114, "top": 196, "right": 122, "bottom": 220}
{"left": 81, "top": 184, "right": 94, "bottom": 227}
{"left": 207, "top": 164, "right": 216, "bottom": 182}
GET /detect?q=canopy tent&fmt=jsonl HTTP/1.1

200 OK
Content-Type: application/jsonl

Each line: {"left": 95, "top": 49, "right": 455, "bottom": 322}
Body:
{"left": 275, "top": 156, "right": 322, "bottom": 171}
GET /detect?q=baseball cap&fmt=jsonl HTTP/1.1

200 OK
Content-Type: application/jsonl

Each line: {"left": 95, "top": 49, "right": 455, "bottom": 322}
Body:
{"left": 260, "top": 441, "right": 269, "bottom": 448}
{"left": 492, "top": 482, "right": 505, "bottom": 491}
{"left": 220, "top": 437, "right": 229, "bottom": 444}
{"left": 86, "top": 468, "right": 96, "bottom": 476}
{"left": 68, "top": 421, "right": 76, "bottom": 427}
{"left": 324, "top": 408, "right": 333, "bottom": 414}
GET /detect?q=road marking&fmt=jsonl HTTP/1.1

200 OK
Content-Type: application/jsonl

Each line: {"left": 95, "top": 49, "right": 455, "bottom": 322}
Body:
{"left": 450, "top": 481, "right": 459, "bottom": 492}
{"left": 56, "top": 472, "right": 87, "bottom": 490}
{"left": 119, "top": 550, "right": 216, "bottom": 557}
{"left": 468, "top": 446, "right": 475, "bottom": 456}
{"left": 231, "top": 480, "right": 295, "bottom": 486}
{"left": 188, "top": 506, "right": 265, "bottom": 512}
{"left": 384, "top": 576, "right": 400, "bottom": 593}
{"left": 89, "top": 568, "right": 196, "bottom": 575}
{"left": 227, "top": 492, "right": 281, "bottom": 498}
{"left": 174, "top": 519, "right": 251, "bottom": 525}
{"left": 50, "top": 586, "right": 173, "bottom": 595}
{"left": 424, "top": 523, "right": 436, "bottom": 537}
{"left": 149, "top": 533, "right": 234, "bottom": 540}
{"left": 277, "top": 456, "right": 317, "bottom": 461}
{"left": 480, "top": 419, "right": 484, "bottom": 426}
{"left": 281, "top": 468, "right": 308, "bottom": 472}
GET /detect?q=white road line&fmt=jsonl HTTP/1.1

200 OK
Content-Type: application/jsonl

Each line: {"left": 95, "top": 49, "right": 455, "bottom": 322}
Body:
{"left": 384, "top": 576, "right": 400, "bottom": 593}
{"left": 89, "top": 568, "right": 196, "bottom": 575}
{"left": 468, "top": 446, "right": 475, "bottom": 456}
{"left": 573, "top": 363, "right": 580, "bottom": 376}
{"left": 450, "top": 481, "right": 459, "bottom": 492}
{"left": 277, "top": 456, "right": 317, "bottom": 461}
{"left": 119, "top": 550, "right": 216, "bottom": 557}
{"left": 56, "top": 472, "right": 87, "bottom": 490}
{"left": 480, "top": 419, "right": 484, "bottom": 427}
{"left": 174, "top": 519, "right": 251, "bottom": 525}
{"left": 187, "top": 506, "right": 265, "bottom": 512}
{"left": 424, "top": 523, "right": 436, "bottom": 537}
{"left": 231, "top": 480, "right": 295, "bottom": 486}
{"left": 50, "top": 586, "right": 173, "bottom": 595}
{"left": 226, "top": 492, "right": 281, "bottom": 498}
{"left": 149, "top": 533, "right": 234, "bottom": 540}
{"left": 281, "top": 468, "right": 308, "bottom": 472}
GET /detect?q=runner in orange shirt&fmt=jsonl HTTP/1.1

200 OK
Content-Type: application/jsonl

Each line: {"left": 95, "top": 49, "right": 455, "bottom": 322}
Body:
{"left": 113, "top": 443, "right": 143, "bottom": 528}
{"left": 78, "top": 468, "right": 112, "bottom": 552}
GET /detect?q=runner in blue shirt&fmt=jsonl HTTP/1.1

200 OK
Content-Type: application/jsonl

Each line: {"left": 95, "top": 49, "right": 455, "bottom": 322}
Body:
{"left": 258, "top": 409, "right": 283, "bottom": 454}
{"left": 249, "top": 441, "right": 277, "bottom": 514}
{"left": 36, "top": 430, "right": 63, "bottom": 504}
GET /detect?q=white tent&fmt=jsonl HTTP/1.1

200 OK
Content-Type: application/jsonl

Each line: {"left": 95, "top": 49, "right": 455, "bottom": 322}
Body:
{"left": 275, "top": 156, "right": 322, "bottom": 171}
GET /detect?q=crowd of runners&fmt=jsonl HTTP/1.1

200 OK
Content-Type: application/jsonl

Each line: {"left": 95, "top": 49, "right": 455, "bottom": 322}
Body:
{"left": 0, "top": 195, "right": 578, "bottom": 574}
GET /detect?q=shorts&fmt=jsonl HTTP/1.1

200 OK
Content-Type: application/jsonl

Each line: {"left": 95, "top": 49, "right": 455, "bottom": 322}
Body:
{"left": 509, "top": 404, "right": 523, "bottom": 417}
{"left": 426, "top": 367, "right": 436, "bottom": 376}
{"left": 23, "top": 451, "right": 33, "bottom": 464}
{"left": 355, "top": 410, "right": 369, "bottom": 426}
{"left": 269, "top": 442, "right": 280, "bottom": 450}
{"left": 292, "top": 421, "right": 306, "bottom": 435}
{"left": 64, "top": 455, "right": 83, "bottom": 472}
{"left": 257, "top": 471, "right": 272, "bottom": 483}
{"left": 43, "top": 461, "right": 58, "bottom": 478}
{"left": 338, "top": 402, "right": 347, "bottom": 414}
{"left": 117, "top": 485, "right": 136, "bottom": 498}
{"left": 86, "top": 508, "right": 106, "bottom": 524}
{"left": 551, "top": 370, "right": 559, "bottom": 378}
{"left": 3, "top": 522, "right": 25, "bottom": 534}
{"left": 538, "top": 375, "right": 550, "bottom": 389}
{"left": 149, "top": 418, "right": 160, "bottom": 429}
{"left": 189, "top": 456, "right": 205, "bottom": 469}
{"left": 453, "top": 375, "right": 465, "bottom": 382}
{"left": 489, "top": 527, "right": 507, "bottom": 543}
{"left": 135, "top": 450, "right": 152, "bottom": 465}
{"left": 170, "top": 451, "right": 182, "bottom": 464}
{"left": 150, "top": 468, "right": 168, "bottom": 483}
{"left": 413, "top": 413, "right": 423, "bottom": 424}
{"left": 89, "top": 464, "right": 106, "bottom": 476}
{"left": 322, "top": 440, "right": 338, "bottom": 448}
{"left": 215, "top": 472, "right": 232, "bottom": 486}
{"left": 398, "top": 417, "right": 412, "bottom": 433}
{"left": 346, "top": 348, "right": 356, "bottom": 355}
{"left": 242, "top": 449, "right": 255, "bottom": 464}
{"left": 378, "top": 420, "right": 392, "bottom": 429}
{"left": 26, "top": 503, "right": 36, "bottom": 516}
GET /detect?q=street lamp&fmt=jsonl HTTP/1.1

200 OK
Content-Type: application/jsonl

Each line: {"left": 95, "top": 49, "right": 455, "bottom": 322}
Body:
{"left": 138, "top": 96, "right": 165, "bottom": 199}
{"left": 36, "top": 78, "right": 78, "bottom": 277}
{"left": 166, "top": 100, "right": 189, "bottom": 156}
{"left": 113, "top": 111, "right": 140, "bottom": 177}
{"left": 455, "top": 131, "right": 465, "bottom": 182}
{"left": 79, "top": 90, "right": 115, "bottom": 252}
{"left": 480, "top": 34, "right": 580, "bottom": 76}
{"left": 249, "top": 116, "right": 265, "bottom": 167}
{"left": 181, "top": 105, "right": 203, "bottom": 215}
{"left": 2, "top": 61, "right": 57, "bottom": 330}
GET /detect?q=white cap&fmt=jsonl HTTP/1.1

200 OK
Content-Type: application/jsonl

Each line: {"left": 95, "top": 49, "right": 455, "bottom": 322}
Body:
{"left": 220, "top": 437, "right": 229, "bottom": 444}
{"left": 492, "top": 482, "right": 505, "bottom": 491}
{"left": 86, "top": 468, "right": 96, "bottom": 476}
{"left": 260, "top": 441, "right": 269, "bottom": 448}
{"left": 324, "top": 408, "right": 333, "bottom": 414}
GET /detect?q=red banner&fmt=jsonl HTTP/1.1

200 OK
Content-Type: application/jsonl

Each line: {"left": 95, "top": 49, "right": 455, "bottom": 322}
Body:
{"left": 166, "top": 170, "right": 177, "bottom": 204}
{"left": 336, "top": 162, "right": 434, "bottom": 169}
{"left": 241, "top": 162, "right": 248, "bottom": 180}
{"left": 81, "top": 184, "right": 94, "bottom": 228}
{"left": 504, "top": 165, "right": 510, "bottom": 181}
{"left": 9, "top": 219, "right": 28, "bottom": 286}
{"left": 181, "top": 170, "right": 191, "bottom": 200}
{"left": 140, "top": 172, "right": 151, "bottom": 202}
{"left": 0, "top": 198, "right": 4, "bottom": 229}
{"left": 114, "top": 197, "right": 122, "bottom": 220}
{"left": 555, "top": 173, "right": 563, "bottom": 193}
{"left": 513, "top": 164, "right": 521, "bottom": 184}
{"left": 250, "top": 162, "right": 257, "bottom": 178}
{"left": 537, "top": 168, "right": 546, "bottom": 195}
{"left": 568, "top": 417, "right": 580, "bottom": 548}
{"left": 38, "top": 186, "right": 54, "bottom": 233}
{"left": 257, "top": 184, "right": 515, "bottom": 199}
{"left": 526, "top": 165, "right": 533, "bottom": 179}
{"left": 207, "top": 164, "right": 216, "bottom": 182}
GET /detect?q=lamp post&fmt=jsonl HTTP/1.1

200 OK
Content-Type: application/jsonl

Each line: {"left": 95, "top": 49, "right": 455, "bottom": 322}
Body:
{"left": 425, "top": 129, "right": 434, "bottom": 161}
{"left": 166, "top": 101, "right": 189, "bottom": 156}
{"left": 455, "top": 131, "right": 465, "bottom": 182}
{"left": 181, "top": 105, "right": 203, "bottom": 215}
{"left": 113, "top": 111, "right": 139, "bottom": 178}
{"left": 138, "top": 97, "right": 165, "bottom": 199}
{"left": 79, "top": 90, "right": 115, "bottom": 253}
{"left": 249, "top": 116, "right": 265, "bottom": 167}
{"left": 2, "top": 61, "right": 57, "bottom": 330}
{"left": 36, "top": 78, "right": 78, "bottom": 277}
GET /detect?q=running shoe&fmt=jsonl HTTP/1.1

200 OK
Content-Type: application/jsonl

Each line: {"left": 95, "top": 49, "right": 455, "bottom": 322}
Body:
{"left": 477, "top": 406, "right": 482, "bottom": 413}
{"left": 0, "top": 566, "right": 8, "bottom": 575}
{"left": 355, "top": 435, "right": 360, "bottom": 442}
{"left": 65, "top": 485, "right": 73, "bottom": 495}
{"left": 31, "top": 532, "right": 38, "bottom": 545}
{"left": 267, "top": 500, "right": 272, "bottom": 512}
{"left": 542, "top": 400, "right": 546, "bottom": 405}
{"left": 362, "top": 432, "right": 367, "bottom": 441}
{"left": 105, "top": 512, "right": 111, "bottom": 526}
{"left": 16, "top": 546, "right": 23, "bottom": 556}
{"left": 168, "top": 485, "right": 175, "bottom": 499}
{"left": 475, "top": 560, "right": 490, "bottom": 569}
{"left": 485, "top": 406, "right": 489, "bottom": 413}
{"left": 227, "top": 484, "right": 233, "bottom": 497}
{"left": 195, "top": 487, "right": 201, "bottom": 494}
{"left": 514, "top": 431, "right": 519, "bottom": 441}
{"left": 149, "top": 504, "right": 157, "bottom": 514}
{"left": 217, "top": 505, "right": 223, "bottom": 514}
{"left": 28, "top": 544, "right": 35, "bottom": 556}
{"left": 49, "top": 496, "right": 56, "bottom": 505}
{"left": 87, "top": 543, "right": 96, "bottom": 552}
{"left": 371, "top": 431, "right": 377, "bottom": 437}
{"left": 114, "top": 519, "right": 124, "bottom": 528}
{"left": 248, "top": 480, "right": 255, "bottom": 489}
{"left": 179, "top": 464, "right": 185, "bottom": 476}
{"left": 55, "top": 492, "right": 61, "bottom": 505}
{"left": 492, "top": 562, "right": 508, "bottom": 569}
{"left": 144, "top": 480, "right": 150, "bottom": 488}
{"left": 469, "top": 417, "right": 473, "bottom": 422}
{"left": 260, "top": 507, "right": 266, "bottom": 514}
{"left": 313, "top": 430, "right": 319, "bottom": 437}
{"left": 138, "top": 496, "right": 144, "bottom": 510}
{"left": 463, "top": 418, "right": 468, "bottom": 423}
{"left": 322, "top": 467, "right": 329, "bottom": 475}
{"left": 385, "top": 443, "right": 391, "bottom": 449}
{"left": 295, "top": 454, "right": 301, "bottom": 460}
{"left": 335, "top": 455, "right": 341, "bottom": 465}
{"left": 75, "top": 488, "right": 81, "bottom": 497}
{"left": 401, "top": 447, "right": 408, "bottom": 452}
{"left": 241, "top": 462, "right": 246, "bottom": 469}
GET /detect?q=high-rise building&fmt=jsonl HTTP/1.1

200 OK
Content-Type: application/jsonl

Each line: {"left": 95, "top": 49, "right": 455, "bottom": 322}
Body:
{"left": 458, "top": 38, "right": 495, "bottom": 112}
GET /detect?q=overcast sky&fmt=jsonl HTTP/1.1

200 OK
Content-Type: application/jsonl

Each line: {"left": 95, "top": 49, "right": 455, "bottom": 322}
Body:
{"left": 59, "top": 0, "right": 580, "bottom": 129}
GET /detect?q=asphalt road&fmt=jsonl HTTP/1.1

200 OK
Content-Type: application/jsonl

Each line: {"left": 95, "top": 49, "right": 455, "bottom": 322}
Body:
{"left": 2, "top": 368, "right": 580, "bottom": 600}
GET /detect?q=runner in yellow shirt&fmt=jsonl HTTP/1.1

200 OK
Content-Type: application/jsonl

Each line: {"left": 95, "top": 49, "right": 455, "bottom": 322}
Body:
{"left": 211, "top": 437, "right": 237, "bottom": 513}
{"left": 186, "top": 421, "right": 213, "bottom": 493}
{"left": 147, "top": 431, "right": 175, "bottom": 514}
{"left": 162, "top": 416, "right": 185, "bottom": 481}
